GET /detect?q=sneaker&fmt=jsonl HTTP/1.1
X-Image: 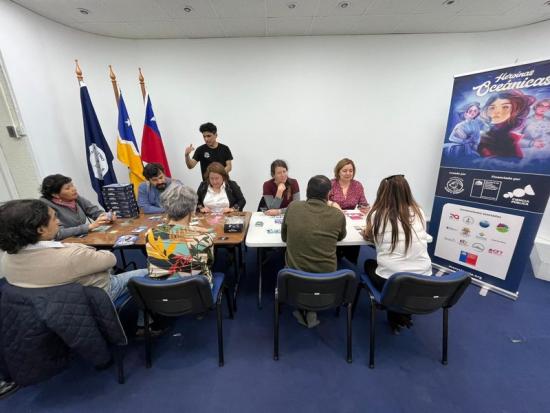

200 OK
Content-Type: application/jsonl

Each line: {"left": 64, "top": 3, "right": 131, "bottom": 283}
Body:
{"left": 0, "top": 381, "right": 19, "bottom": 400}
{"left": 135, "top": 325, "right": 170, "bottom": 339}
{"left": 305, "top": 311, "right": 320, "bottom": 328}
{"left": 293, "top": 310, "right": 308, "bottom": 327}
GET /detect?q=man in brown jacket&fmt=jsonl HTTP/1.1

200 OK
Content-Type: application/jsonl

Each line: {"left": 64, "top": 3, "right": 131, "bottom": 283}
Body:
{"left": 281, "top": 175, "right": 347, "bottom": 327}
{"left": 0, "top": 199, "right": 147, "bottom": 301}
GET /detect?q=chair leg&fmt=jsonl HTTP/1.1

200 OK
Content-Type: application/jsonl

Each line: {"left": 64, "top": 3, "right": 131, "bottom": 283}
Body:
{"left": 217, "top": 302, "right": 224, "bottom": 367}
{"left": 369, "top": 300, "right": 376, "bottom": 369}
{"left": 351, "top": 285, "right": 362, "bottom": 319}
{"left": 113, "top": 346, "right": 125, "bottom": 384}
{"left": 274, "top": 300, "right": 280, "bottom": 361}
{"left": 225, "top": 286, "right": 235, "bottom": 319}
{"left": 346, "top": 303, "right": 353, "bottom": 363}
{"left": 145, "top": 311, "right": 152, "bottom": 369}
{"left": 442, "top": 307, "right": 449, "bottom": 365}
{"left": 232, "top": 246, "right": 240, "bottom": 312}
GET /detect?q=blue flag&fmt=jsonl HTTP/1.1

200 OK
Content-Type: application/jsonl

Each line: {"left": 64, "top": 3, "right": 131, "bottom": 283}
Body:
{"left": 79, "top": 82, "right": 117, "bottom": 207}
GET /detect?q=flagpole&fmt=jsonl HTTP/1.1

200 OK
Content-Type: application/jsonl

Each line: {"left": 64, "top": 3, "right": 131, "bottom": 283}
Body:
{"left": 75, "top": 59, "right": 83, "bottom": 83}
{"left": 109, "top": 65, "right": 120, "bottom": 104}
{"left": 138, "top": 68, "right": 147, "bottom": 103}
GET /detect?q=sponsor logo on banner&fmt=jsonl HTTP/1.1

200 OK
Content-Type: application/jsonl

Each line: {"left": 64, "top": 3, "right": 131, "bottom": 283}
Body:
{"left": 459, "top": 239, "right": 469, "bottom": 246}
{"left": 463, "top": 216, "right": 475, "bottom": 225}
{"left": 491, "top": 239, "right": 507, "bottom": 244}
{"left": 444, "top": 237, "right": 456, "bottom": 242}
{"left": 496, "top": 223, "right": 509, "bottom": 233}
{"left": 503, "top": 185, "right": 535, "bottom": 206}
{"left": 472, "top": 243, "right": 485, "bottom": 252}
{"left": 445, "top": 177, "right": 464, "bottom": 194}
{"left": 459, "top": 251, "right": 478, "bottom": 266}
{"left": 446, "top": 226, "right": 458, "bottom": 231}
{"left": 488, "top": 248, "right": 503, "bottom": 255}
{"left": 476, "top": 232, "right": 488, "bottom": 240}
{"left": 461, "top": 227, "right": 471, "bottom": 237}
{"left": 449, "top": 213, "right": 460, "bottom": 220}
{"left": 479, "top": 220, "right": 490, "bottom": 228}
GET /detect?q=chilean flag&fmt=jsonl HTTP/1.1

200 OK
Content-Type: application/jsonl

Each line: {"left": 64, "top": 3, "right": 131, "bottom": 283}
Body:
{"left": 141, "top": 95, "right": 171, "bottom": 177}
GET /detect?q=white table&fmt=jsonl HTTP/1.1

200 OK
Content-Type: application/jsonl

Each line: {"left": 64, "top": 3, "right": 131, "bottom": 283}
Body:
{"left": 245, "top": 210, "right": 369, "bottom": 308}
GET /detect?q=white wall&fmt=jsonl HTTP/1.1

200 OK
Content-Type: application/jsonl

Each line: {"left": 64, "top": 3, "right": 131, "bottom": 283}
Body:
{"left": 0, "top": 1, "right": 548, "bottom": 241}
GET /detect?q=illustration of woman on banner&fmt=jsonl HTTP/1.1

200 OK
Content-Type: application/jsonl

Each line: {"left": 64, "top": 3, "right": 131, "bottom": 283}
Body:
{"left": 444, "top": 102, "right": 485, "bottom": 157}
{"left": 519, "top": 98, "right": 550, "bottom": 163}
{"left": 477, "top": 90, "right": 536, "bottom": 159}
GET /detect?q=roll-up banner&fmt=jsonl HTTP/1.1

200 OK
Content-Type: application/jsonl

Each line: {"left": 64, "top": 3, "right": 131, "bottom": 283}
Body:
{"left": 429, "top": 59, "right": 550, "bottom": 299}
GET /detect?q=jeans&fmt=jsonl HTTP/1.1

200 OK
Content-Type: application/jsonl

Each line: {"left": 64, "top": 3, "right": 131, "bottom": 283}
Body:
{"left": 108, "top": 268, "right": 148, "bottom": 301}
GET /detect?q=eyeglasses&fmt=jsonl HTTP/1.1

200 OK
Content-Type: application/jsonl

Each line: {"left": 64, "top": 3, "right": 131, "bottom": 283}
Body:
{"left": 384, "top": 174, "right": 404, "bottom": 181}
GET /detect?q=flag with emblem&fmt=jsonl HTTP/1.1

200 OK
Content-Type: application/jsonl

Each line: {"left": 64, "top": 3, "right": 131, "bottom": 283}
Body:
{"left": 79, "top": 81, "right": 117, "bottom": 207}
{"left": 116, "top": 92, "right": 145, "bottom": 196}
{"left": 141, "top": 95, "right": 171, "bottom": 176}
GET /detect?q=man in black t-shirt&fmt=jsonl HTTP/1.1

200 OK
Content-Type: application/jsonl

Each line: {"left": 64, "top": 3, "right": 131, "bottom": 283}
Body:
{"left": 184, "top": 122, "right": 233, "bottom": 177}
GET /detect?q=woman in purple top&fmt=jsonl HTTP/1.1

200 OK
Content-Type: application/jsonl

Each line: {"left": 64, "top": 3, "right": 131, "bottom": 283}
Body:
{"left": 329, "top": 158, "right": 370, "bottom": 212}
{"left": 262, "top": 159, "right": 300, "bottom": 216}
{"left": 329, "top": 158, "right": 369, "bottom": 264}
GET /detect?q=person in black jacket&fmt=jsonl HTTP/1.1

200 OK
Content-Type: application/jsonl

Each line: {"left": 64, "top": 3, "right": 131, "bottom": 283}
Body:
{"left": 197, "top": 162, "right": 246, "bottom": 213}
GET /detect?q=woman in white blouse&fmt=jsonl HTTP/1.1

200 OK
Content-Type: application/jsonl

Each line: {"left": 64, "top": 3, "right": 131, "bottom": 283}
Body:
{"left": 196, "top": 162, "right": 246, "bottom": 213}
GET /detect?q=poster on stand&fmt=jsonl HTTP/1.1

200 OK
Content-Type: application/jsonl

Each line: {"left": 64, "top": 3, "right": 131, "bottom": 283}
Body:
{"left": 429, "top": 59, "right": 550, "bottom": 299}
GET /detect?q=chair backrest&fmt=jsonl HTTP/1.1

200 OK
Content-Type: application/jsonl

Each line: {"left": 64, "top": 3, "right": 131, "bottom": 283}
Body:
{"left": 277, "top": 268, "right": 358, "bottom": 311}
{"left": 380, "top": 271, "right": 471, "bottom": 315}
{"left": 128, "top": 276, "right": 213, "bottom": 317}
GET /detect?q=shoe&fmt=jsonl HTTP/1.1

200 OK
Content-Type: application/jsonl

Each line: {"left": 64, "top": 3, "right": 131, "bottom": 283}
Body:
{"left": 135, "top": 325, "right": 170, "bottom": 339}
{"left": 293, "top": 310, "right": 308, "bottom": 328}
{"left": 0, "top": 381, "right": 20, "bottom": 400}
{"left": 397, "top": 314, "right": 413, "bottom": 329}
{"left": 305, "top": 311, "right": 320, "bottom": 329}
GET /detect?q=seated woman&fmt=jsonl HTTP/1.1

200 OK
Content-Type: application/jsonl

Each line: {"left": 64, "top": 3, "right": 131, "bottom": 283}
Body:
{"left": 40, "top": 174, "right": 115, "bottom": 240}
{"left": 0, "top": 199, "right": 147, "bottom": 302}
{"left": 329, "top": 158, "right": 370, "bottom": 263}
{"left": 363, "top": 175, "right": 432, "bottom": 334}
{"left": 262, "top": 159, "right": 300, "bottom": 216}
{"left": 196, "top": 162, "right": 246, "bottom": 213}
{"left": 146, "top": 184, "right": 215, "bottom": 287}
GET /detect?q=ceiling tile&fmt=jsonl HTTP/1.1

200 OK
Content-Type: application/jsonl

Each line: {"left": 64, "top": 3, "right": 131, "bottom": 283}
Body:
{"left": 311, "top": 14, "right": 402, "bottom": 34}
{"left": 221, "top": 18, "right": 266, "bottom": 37}
{"left": 414, "top": 0, "right": 466, "bottom": 15}
{"left": 267, "top": 0, "right": 320, "bottom": 17}
{"left": 393, "top": 13, "right": 460, "bottom": 33}
{"left": 318, "top": 0, "right": 375, "bottom": 16}
{"left": 458, "top": 0, "right": 523, "bottom": 16}
{"left": 267, "top": 17, "right": 313, "bottom": 35}
{"left": 443, "top": 14, "right": 514, "bottom": 31}
{"left": 209, "top": 0, "right": 266, "bottom": 18}
{"left": 367, "top": 0, "right": 424, "bottom": 14}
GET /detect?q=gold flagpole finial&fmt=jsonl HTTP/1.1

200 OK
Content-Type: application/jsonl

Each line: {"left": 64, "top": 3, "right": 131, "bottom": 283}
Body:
{"left": 75, "top": 59, "right": 83, "bottom": 82}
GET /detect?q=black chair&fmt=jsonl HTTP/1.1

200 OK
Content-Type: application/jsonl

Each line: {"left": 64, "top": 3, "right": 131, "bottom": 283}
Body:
{"left": 274, "top": 268, "right": 358, "bottom": 363}
{"left": 128, "top": 272, "right": 234, "bottom": 368}
{"left": 359, "top": 270, "right": 470, "bottom": 368}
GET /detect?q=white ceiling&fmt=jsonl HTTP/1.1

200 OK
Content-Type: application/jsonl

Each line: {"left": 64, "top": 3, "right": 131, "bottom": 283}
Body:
{"left": 11, "top": 0, "right": 550, "bottom": 39}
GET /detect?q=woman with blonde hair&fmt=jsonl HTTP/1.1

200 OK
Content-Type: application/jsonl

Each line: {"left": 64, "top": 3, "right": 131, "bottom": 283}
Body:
{"left": 363, "top": 174, "right": 432, "bottom": 334}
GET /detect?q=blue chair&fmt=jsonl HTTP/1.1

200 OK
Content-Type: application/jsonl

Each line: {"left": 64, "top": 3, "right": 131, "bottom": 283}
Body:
{"left": 274, "top": 268, "right": 358, "bottom": 363}
{"left": 128, "top": 272, "right": 234, "bottom": 368}
{"left": 358, "top": 270, "right": 470, "bottom": 368}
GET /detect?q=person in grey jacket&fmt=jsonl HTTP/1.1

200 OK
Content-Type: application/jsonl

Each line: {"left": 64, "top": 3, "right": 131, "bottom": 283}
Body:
{"left": 40, "top": 174, "right": 115, "bottom": 240}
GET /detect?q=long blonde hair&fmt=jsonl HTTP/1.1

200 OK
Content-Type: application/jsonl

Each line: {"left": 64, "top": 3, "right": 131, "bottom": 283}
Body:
{"left": 365, "top": 175, "right": 424, "bottom": 253}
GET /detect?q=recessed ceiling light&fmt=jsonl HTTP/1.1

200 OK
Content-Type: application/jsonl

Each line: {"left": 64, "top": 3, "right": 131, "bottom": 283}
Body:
{"left": 287, "top": 2, "right": 297, "bottom": 9}
{"left": 77, "top": 8, "right": 90, "bottom": 15}
{"left": 338, "top": 1, "right": 350, "bottom": 9}
{"left": 183, "top": 6, "right": 193, "bottom": 13}
{"left": 442, "top": 0, "right": 455, "bottom": 5}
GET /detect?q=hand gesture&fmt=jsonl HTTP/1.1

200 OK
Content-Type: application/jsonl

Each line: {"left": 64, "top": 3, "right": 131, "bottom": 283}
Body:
{"left": 185, "top": 144, "right": 195, "bottom": 155}
{"left": 200, "top": 206, "right": 212, "bottom": 213}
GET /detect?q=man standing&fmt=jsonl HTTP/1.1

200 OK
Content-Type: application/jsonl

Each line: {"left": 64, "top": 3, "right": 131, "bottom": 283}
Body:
{"left": 184, "top": 122, "right": 233, "bottom": 177}
{"left": 137, "top": 163, "right": 178, "bottom": 214}
{"left": 281, "top": 175, "right": 347, "bottom": 327}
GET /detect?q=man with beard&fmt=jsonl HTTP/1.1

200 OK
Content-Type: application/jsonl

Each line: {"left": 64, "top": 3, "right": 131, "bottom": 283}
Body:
{"left": 138, "top": 163, "right": 180, "bottom": 213}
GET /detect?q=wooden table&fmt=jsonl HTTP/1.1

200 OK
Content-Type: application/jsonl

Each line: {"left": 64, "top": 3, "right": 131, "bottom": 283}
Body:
{"left": 65, "top": 212, "right": 251, "bottom": 307}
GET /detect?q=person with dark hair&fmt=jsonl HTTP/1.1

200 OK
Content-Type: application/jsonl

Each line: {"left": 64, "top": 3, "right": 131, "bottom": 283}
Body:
{"left": 281, "top": 175, "right": 346, "bottom": 328}
{"left": 262, "top": 159, "right": 300, "bottom": 216}
{"left": 477, "top": 90, "right": 536, "bottom": 158}
{"left": 196, "top": 162, "right": 246, "bottom": 213}
{"left": 40, "top": 174, "right": 114, "bottom": 240}
{"left": 520, "top": 98, "right": 550, "bottom": 162}
{"left": 363, "top": 175, "right": 432, "bottom": 334}
{"left": 137, "top": 163, "right": 180, "bottom": 214}
{"left": 445, "top": 102, "right": 486, "bottom": 157}
{"left": 184, "top": 122, "right": 233, "bottom": 176}
{"left": 0, "top": 199, "right": 147, "bottom": 300}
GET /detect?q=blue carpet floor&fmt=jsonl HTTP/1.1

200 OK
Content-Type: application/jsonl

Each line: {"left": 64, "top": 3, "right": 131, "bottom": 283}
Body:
{"left": 3, "top": 247, "right": 550, "bottom": 412}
